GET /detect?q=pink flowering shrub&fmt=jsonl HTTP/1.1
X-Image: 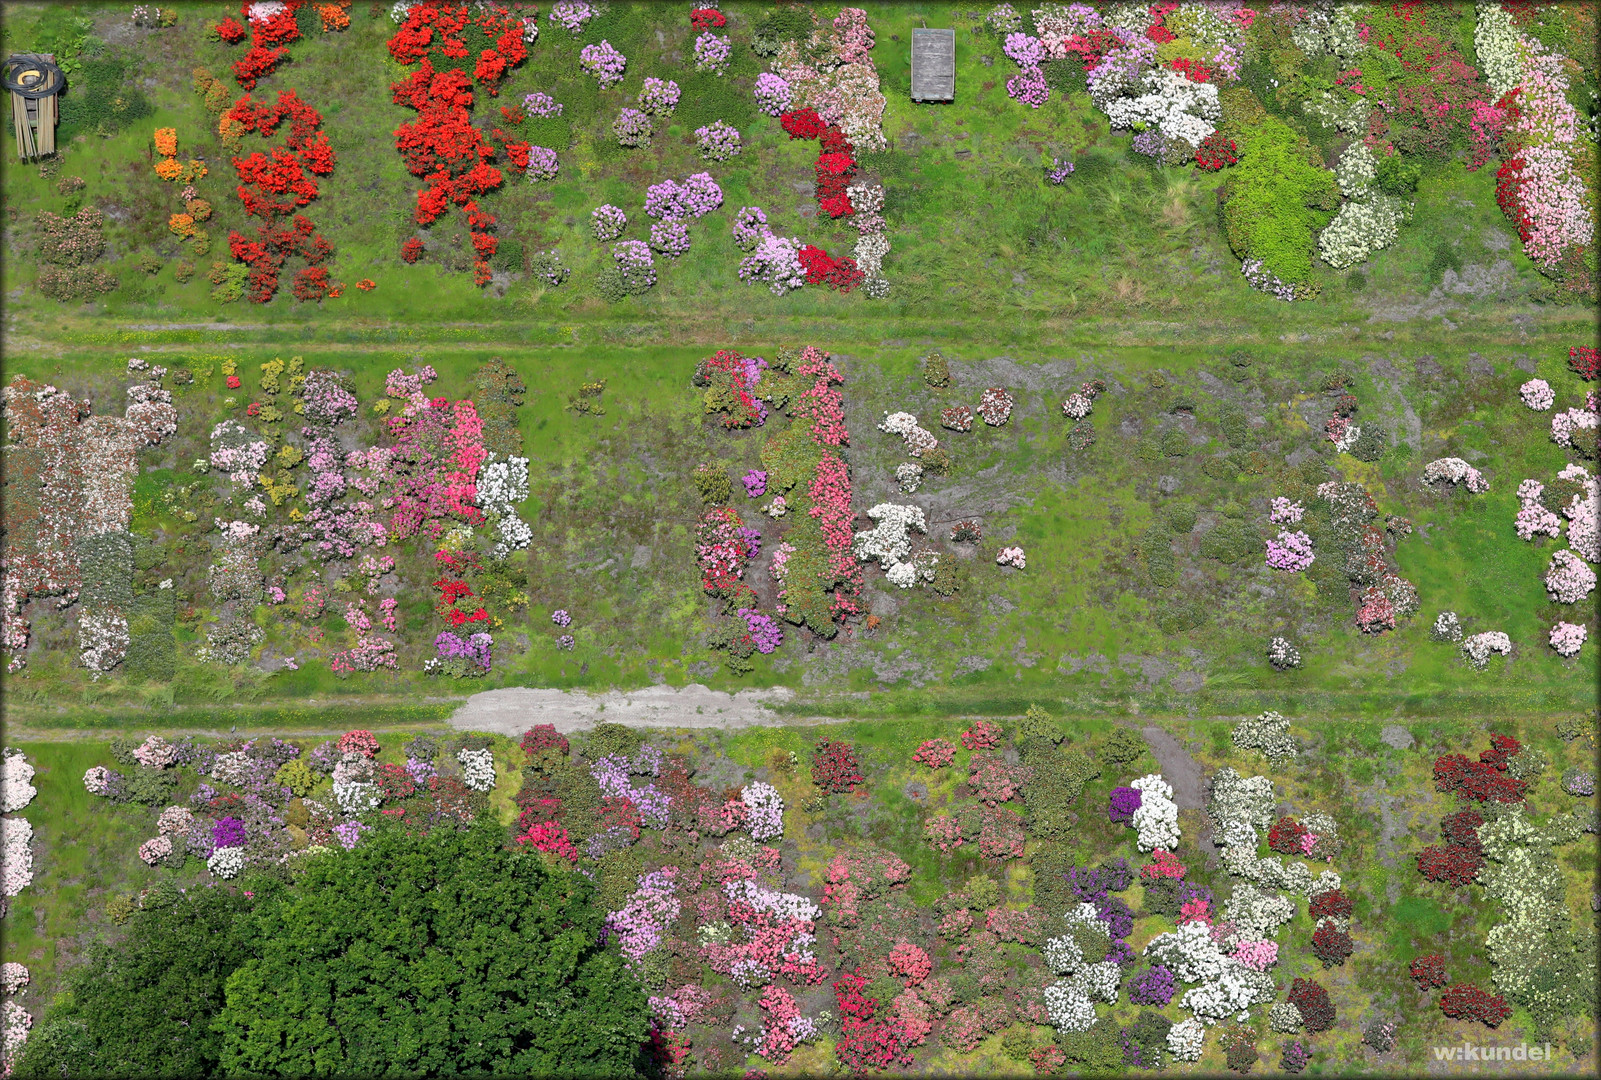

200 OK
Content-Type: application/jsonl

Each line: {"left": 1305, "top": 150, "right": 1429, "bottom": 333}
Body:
{"left": 338, "top": 729, "right": 380, "bottom": 757}
{"left": 1142, "top": 849, "right": 1186, "bottom": 880}
{"left": 960, "top": 720, "right": 1002, "bottom": 750}
{"left": 937, "top": 905, "right": 973, "bottom": 940}
{"left": 984, "top": 906, "right": 1042, "bottom": 944}
{"left": 968, "top": 753, "right": 1030, "bottom": 805}
{"left": 923, "top": 812, "right": 966, "bottom": 852}
{"left": 887, "top": 941, "right": 932, "bottom": 984}
{"left": 1232, "top": 939, "right": 1279, "bottom": 972}
{"left": 977, "top": 806, "right": 1025, "bottom": 859}
{"left": 822, "top": 848, "right": 911, "bottom": 927}
{"left": 912, "top": 738, "right": 956, "bottom": 768}
{"left": 941, "top": 1003, "right": 986, "bottom": 1051}
{"left": 891, "top": 989, "right": 934, "bottom": 1046}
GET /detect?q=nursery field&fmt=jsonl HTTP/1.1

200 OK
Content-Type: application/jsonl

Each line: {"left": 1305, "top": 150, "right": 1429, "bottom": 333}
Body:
{"left": 0, "top": 1, "right": 1597, "bottom": 1078}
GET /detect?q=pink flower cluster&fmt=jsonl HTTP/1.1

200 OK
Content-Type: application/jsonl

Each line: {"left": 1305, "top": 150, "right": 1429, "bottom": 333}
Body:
{"left": 1514, "top": 479, "right": 1562, "bottom": 540}
{"left": 1503, "top": 48, "right": 1594, "bottom": 268}
{"left": 911, "top": 737, "right": 956, "bottom": 768}
{"left": 1265, "top": 530, "right": 1315, "bottom": 572}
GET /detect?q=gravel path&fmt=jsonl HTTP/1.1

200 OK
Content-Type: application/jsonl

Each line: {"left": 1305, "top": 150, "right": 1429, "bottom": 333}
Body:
{"left": 1141, "top": 724, "right": 1206, "bottom": 809}
{"left": 449, "top": 684, "right": 846, "bottom": 735}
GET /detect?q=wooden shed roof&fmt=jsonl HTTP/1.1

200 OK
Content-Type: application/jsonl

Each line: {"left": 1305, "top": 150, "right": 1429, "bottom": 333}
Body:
{"left": 911, "top": 28, "right": 955, "bottom": 102}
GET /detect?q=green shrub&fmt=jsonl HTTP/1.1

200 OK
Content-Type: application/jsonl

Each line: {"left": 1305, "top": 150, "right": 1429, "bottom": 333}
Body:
{"left": 1155, "top": 598, "right": 1208, "bottom": 634}
{"left": 964, "top": 873, "right": 1002, "bottom": 910}
{"left": 1058, "top": 1020, "right": 1122, "bottom": 1071}
{"left": 584, "top": 721, "right": 644, "bottom": 762}
{"left": 1162, "top": 428, "right": 1191, "bottom": 457}
{"left": 1164, "top": 501, "right": 1198, "bottom": 533}
{"left": 1427, "top": 242, "right": 1462, "bottom": 282}
{"left": 693, "top": 463, "right": 732, "bottom": 505}
{"left": 124, "top": 766, "right": 177, "bottom": 806}
{"left": 922, "top": 349, "right": 952, "bottom": 388}
{"left": 1100, "top": 727, "right": 1145, "bottom": 765}
{"left": 595, "top": 265, "right": 629, "bottom": 303}
{"left": 522, "top": 115, "right": 571, "bottom": 151}
{"left": 676, "top": 70, "right": 753, "bottom": 129}
{"left": 1376, "top": 154, "right": 1422, "bottom": 196}
{"left": 125, "top": 590, "right": 176, "bottom": 682}
{"left": 1220, "top": 404, "right": 1251, "bottom": 448}
{"left": 1220, "top": 115, "right": 1340, "bottom": 286}
{"left": 1022, "top": 748, "right": 1100, "bottom": 840}
{"left": 1200, "top": 519, "right": 1258, "bottom": 564}
{"left": 274, "top": 759, "right": 316, "bottom": 797}
{"left": 1015, "top": 704, "right": 1064, "bottom": 745}
{"left": 1042, "top": 58, "right": 1086, "bottom": 95}
{"left": 491, "top": 238, "right": 525, "bottom": 273}
{"left": 1142, "top": 525, "right": 1177, "bottom": 587}
{"left": 1349, "top": 424, "right": 1388, "bottom": 462}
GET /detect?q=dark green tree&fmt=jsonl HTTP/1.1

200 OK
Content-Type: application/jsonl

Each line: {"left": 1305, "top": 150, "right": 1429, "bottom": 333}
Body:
{"left": 13, "top": 885, "right": 257, "bottom": 1079}
{"left": 213, "top": 817, "right": 650, "bottom": 1078}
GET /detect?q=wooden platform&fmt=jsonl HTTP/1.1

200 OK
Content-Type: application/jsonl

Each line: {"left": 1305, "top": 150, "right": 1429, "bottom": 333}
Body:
{"left": 911, "top": 28, "right": 955, "bottom": 103}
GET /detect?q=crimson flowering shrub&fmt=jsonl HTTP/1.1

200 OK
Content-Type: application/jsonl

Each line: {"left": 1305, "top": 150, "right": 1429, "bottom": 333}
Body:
{"left": 689, "top": 7, "right": 725, "bottom": 30}
{"left": 1410, "top": 953, "right": 1449, "bottom": 990}
{"left": 1439, "top": 809, "right": 1485, "bottom": 852}
{"left": 1195, "top": 131, "right": 1238, "bottom": 170}
{"left": 693, "top": 349, "right": 767, "bottom": 428}
{"left": 1479, "top": 733, "right": 1521, "bottom": 769}
{"left": 1267, "top": 816, "right": 1308, "bottom": 855}
{"left": 1440, "top": 983, "right": 1511, "bottom": 1027}
{"left": 1570, "top": 346, "right": 1600, "bottom": 381}
{"left": 833, "top": 971, "right": 916, "bottom": 1070}
{"left": 1288, "top": 978, "right": 1335, "bottom": 1033}
{"left": 912, "top": 738, "right": 956, "bottom": 768}
{"left": 217, "top": 0, "right": 302, "bottom": 89}
{"left": 960, "top": 721, "right": 1002, "bottom": 751}
{"left": 1308, "top": 889, "right": 1353, "bottom": 922}
{"left": 887, "top": 941, "right": 932, "bottom": 984}
{"left": 519, "top": 724, "right": 568, "bottom": 761}
{"left": 1141, "top": 849, "right": 1186, "bottom": 880}
{"left": 1432, "top": 756, "right": 1526, "bottom": 804}
{"left": 811, "top": 738, "right": 863, "bottom": 794}
{"left": 1311, "top": 920, "right": 1353, "bottom": 968}
{"left": 1416, "top": 842, "right": 1485, "bottom": 886}
{"left": 400, "top": 236, "right": 425, "bottom": 262}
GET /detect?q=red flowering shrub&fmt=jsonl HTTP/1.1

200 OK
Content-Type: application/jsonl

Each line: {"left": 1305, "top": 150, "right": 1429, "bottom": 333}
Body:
{"left": 1409, "top": 953, "right": 1449, "bottom": 990}
{"left": 1308, "top": 889, "right": 1353, "bottom": 922}
{"left": 1479, "top": 733, "right": 1521, "bottom": 770}
{"left": 1440, "top": 809, "right": 1485, "bottom": 852}
{"left": 598, "top": 795, "right": 642, "bottom": 842}
{"left": 514, "top": 818, "right": 579, "bottom": 861}
{"left": 400, "top": 237, "right": 425, "bottom": 262}
{"left": 1570, "top": 345, "right": 1600, "bottom": 381}
{"left": 780, "top": 108, "right": 826, "bottom": 140}
{"left": 291, "top": 265, "right": 332, "bottom": 302}
{"left": 1267, "top": 816, "right": 1308, "bottom": 855}
{"left": 1433, "top": 752, "right": 1527, "bottom": 803}
{"left": 226, "top": 375, "right": 242, "bottom": 389}
{"left": 1169, "top": 56, "right": 1213, "bottom": 83}
{"left": 812, "top": 738, "right": 864, "bottom": 794}
{"left": 520, "top": 723, "right": 569, "bottom": 761}
{"left": 215, "top": 1, "right": 303, "bottom": 89}
{"left": 1195, "top": 130, "right": 1238, "bottom": 170}
{"left": 887, "top": 941, "right": 933, "bottom": 984}
{"left": 825, "top": 256, "right": 865, "bottom": 292}
{"left": 1440, "top": 984, "right": 1511, "bottom": 1027}
{"left": 1416, "top": 843, "right": 1485, "bottom": 886}
{"left": 912, "top": 738, "right": 956, "bottom": 769}
{"left": 374, "top": 762, "right": 418, "bottom": 803}
{"left": 690, "top": 8, "right": 726, "bottom": 29}
{"left": 960, "top": 721, "right": 1002, "bottom": 751}
{"left": 1288, "top": 978, "right": 1335, "bottom": 1033}
{"left": 798, "top": 244, "right": 836, "bottom": 285}
{"left": 1311, "top": 920, "right": 1353, "bottom": 968}
{"left": 215, "top": 16, "right": 247, "bottom": 43}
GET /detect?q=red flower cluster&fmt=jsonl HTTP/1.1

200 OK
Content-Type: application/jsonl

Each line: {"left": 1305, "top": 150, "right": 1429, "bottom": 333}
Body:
{"left": 1409, "top": 953, "right": 1449, "bottom": 990}
{"left": 389, "top": 2, "right": 527, "bottom": 284}
{"left": 434, "top": 551, "right": 489, "bottom": 626}
{"left": 219, "top": 0, "right": 306, "bottom": 89}
{"left": 1416, "top": 842, "right": 1484, "bottom": 886}
{"left": 1195, "top": 131, "right": 1238, "bottom": 171}
{"left": 1267, "top": 816, "right": 1308, "bottom": 855}
{"left": 1433, "top": 735, "right": 1527, "bottom": 803}
{"left": 1440, "top": 983, "right": 1511, "bottom": 1027}
{"left": 811, "top": 738, "right": 864, "bottom": 794}
{"left": 400, "top": 237, "right": 426, "bottom": 263}
{"left": 1062, "top": 29, "right": 1122, "bottom": 72}
{"left": 1310, "top": 920, "right": 1354, "bottom": 968}
{"left": 514, "top": 819, "right": 579, "bottom": 861}
{"left": 697, "top": 349, "right": 765, "bottom": 428}
{"left": 1571, "top": 345, "right": 1600, "bottom": 381}
{"left": 1144, "top": 0, "right": 1179, "bottom": 42}
{"left": 1288, "top": 978, "right": 1335, "bottom": 1033}
{"left": 959, "top": 720, "right": 1002, "bottom": 751}
{"left": 796, "top": 245, "right": 865, "bottom": 292}
{"left": 1308, "top": 888, "right": 1353, "bottom": 922}
{"left": 832, "top": 971, "right": 915, "bottom": 1071}
{"left": 690, "top": 7, "right": 726, "bottom": 29}
{"left": 1169, "top": 56, "right": 1213, "bottom": 83}
{"left": 223, "top": 90, "right": 337, "bottom": 302}
{"left": 520, "top": 723, "right": 569, "bottom": 760}
{"left": 780, "top": 107, "right": 859, "bottom": 219}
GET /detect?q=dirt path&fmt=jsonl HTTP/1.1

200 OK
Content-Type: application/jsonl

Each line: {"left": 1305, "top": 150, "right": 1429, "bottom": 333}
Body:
{"left": 448, "top": 684, "right": 847, "bottom": 735}
{"left": 1141, "top": 724, "right": 1206, "bottom": 809}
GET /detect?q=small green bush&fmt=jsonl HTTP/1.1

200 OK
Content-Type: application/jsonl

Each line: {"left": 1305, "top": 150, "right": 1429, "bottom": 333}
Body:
{"left": 1165, "top": 502, "right": 1198, "bottom": 533}
{"left": 522, "top": 114, "right": 572, "bottom": 151}
{"left": 1162, "top": 428, "right": 1191, "bottom": 457}
{"left": 693, "top": 463, "right": 732, "bottom": 505}
{"left": 1349, "top": 424, "right": 1388, "bottom": 462}
{"left": 1100, "top": 727, "right": 1145, "bottom": 765}
{"left": 1220, "top": 115, "right": 1340, "bottom": 286}
{"left": 1142, "top": 526, "right": 1177, "bottom": 588}
{"left": 1155, "top": 598, "right": 1208, "bottom": 634}
{"left": 1376, "top": 154, "right": 1422, "bottom": 196}
{"left": 1200, "top": 518, "right": 1258, "bottom": 564}
{"left": 1220, "top": 404, "right": 1251, "bottom": 448}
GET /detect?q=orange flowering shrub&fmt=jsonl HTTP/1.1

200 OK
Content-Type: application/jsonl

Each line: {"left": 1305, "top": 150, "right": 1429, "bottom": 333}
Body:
{"left": 317, "top": 3, "right": 351, "bottom": 31}
{"left": 168, "top": 213, "right": 197, "bottom": 238}
{"left": 153, "top": 127, "right": 178, "bottom": 157}
{"left": 355, "top": 278, "right": 376, "bottom": 291}
{"left": 154, "top": 157, "right": 184, "bottom": 181}
{"left": 185, "top": 198, "right": 213, "bottom": 222}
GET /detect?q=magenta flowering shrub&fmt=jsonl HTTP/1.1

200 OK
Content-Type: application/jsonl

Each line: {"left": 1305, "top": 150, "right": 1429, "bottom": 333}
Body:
{"left": 648, "top": 219, "right": 690, "bottom": 258}
{"left": 695, "top": 121, "right": 742, "bottom": 162}
{"left": 612, "top": 107, "right": 653, "bottom": 149}
{"left": 738, "top": 609, "right": 783, "bottom": 654}
{"left": 590, "top": 203, "right": 627, "bottom": 241}
{"left": 1007, "top": 64, "right": 1048, "bottom": 108}
{"left": 525, "top": 146, "right": 558, "bottom": 181}
{"left": 1108, "top": 785, "right": 1142, "bottom": 824}
{"left": 521, "top": 91, "right": 562, "bottom": 117}
{"left": 755, "top": 72, "right": 791, "bottom": 116}
{"left": 612, "top": 240, "right": 656, "bottom": 290}
{"left": 609, "top": 867, "right": 681, "bottom": 963}
{"left": 213, "top": 815, "right": 247, "bottom": 848}
{"left": 911, "top": 738, "right": 956, "bottom": 769}
{"left": 694, "top": 31, "right": 731, "bottom": 73}
{"left": 1266, "top": 530, "right": 1315, "bottom": 572}
{"left": 637, "top": 77, "right": 680, "bottom": 116}
{"left": 731, "top": 205, "right": 769, "bottom": 251}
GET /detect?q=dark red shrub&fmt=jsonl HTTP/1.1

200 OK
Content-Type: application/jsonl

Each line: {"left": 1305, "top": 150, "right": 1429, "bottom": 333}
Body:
{"left": 1479, "top": 733, "right": 1521, "bottom": 770}
{"left": 1409, "top": 953, "right": 1449, "bottom": 990}
{"left": 1194, "top": 131, "right": 1238, "bottom": 170}
{"left": 1440, "top": 983, "right": 1511, "bottom": 1027}
{"left": 1570, "top": 345, "right": 1599, "bottom": 381}
{"left": 1440, "top": 809, "right": 1485, "bottom": 852}
{"left": 519, "top": 723, "right": 569, "bottom": 760}
{"left": 1308, "top": 889, "right": 1353, "bottom": 922}
{"left": 374, "top": 761, "right": 418, "bottom": 803}
{"left": 1416, "top": 843, "right": 1485, "bottom": 886}
{"left": 1311, "top": 920, "right": 1353, "bottom": 968}
{"left": 798, "top": 245, "right": 836, "bottom": 285}
{"left": 689, "top": 8, "right": 726, "bottom": 29}
{"left": 1433, "top": 753, "right": 1526, "bottom": 803}
{"left": 598, "top": 796, "right": 641, "bottom": 842}
{"left": 812, "top": 739, "right": 864, "bottom": 794}
{"left": 1268, "top": 816, "right": 1308, "bottom": 855}
{"left": 1288, "top": 978, "right": 1335, "bottom": 1033}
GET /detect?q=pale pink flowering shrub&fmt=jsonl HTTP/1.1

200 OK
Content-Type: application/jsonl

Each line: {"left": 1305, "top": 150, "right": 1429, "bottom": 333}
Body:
{"left": 1551, "top": 408, "right": 1597, "bottom": 452}
{"left": 138, "top": 835, "right": 173, "bottom": 865}
{"left": 1545, "top": 549, "right": 1596, "bottom": 604}
{"left": 887, "top": 941, "right": 933, "bottom": 984}
{"left": 1232, "top": 939, "right": 1279, "bottom": 972}
{"left": 1550, "top": 621, "right": 1587, "bottom": 656}
{"left": 1269, "top": 497, "right": 1304, "bottom": 525}
{"left": 1265, "top": 530, "right": 1315, "bottom": 572}
{"left": 1520, "top": 378, "right": 1555, "bottom": 411}
{"left": 911, "top": 738, "right": 956, "bottom": 768}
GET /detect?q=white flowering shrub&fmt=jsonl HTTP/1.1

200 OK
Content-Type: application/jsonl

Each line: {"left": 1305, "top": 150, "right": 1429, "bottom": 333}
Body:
{"left": 1473, "top": 0, "right": 1522, "bottom": 96}
{"left": 1225, "top": 882, "right": 1297, "bottom": 941}
{"left": 1555, "top": 463, "right": 1598, "bottom": 562}
{"left": 1143, "top": 921, "right": 1227, "bottom": 984}
{"left": 1, "top": 818, "right": 33, "bottom": 899}
{"left": 740, "top": 781, "right": 784, "bottom": 840}
{"left": 1166, "top": 1017, "right": 1205, "bottom": 1061}
{"left": 1267, "top": 636, "right": 1301, "bottom": 669}
{"left": 1231, "top": 711, "right": 1300, "bottom": 763}
{"left": 1206, "top": 768, "right": 1275, "bottom": 839}
{"left": 1430, "top": 611, "right": 1464, "bottom": 642}
{"left": 895, "top": 462, "right": 923, "bottom": 494}
{"left": 1130, "top": 773, "right": 1180, "bottom": 852}
{"left": 457, "top": 748, "right": 497, "bottom": 792}
{"left": 1309, "top": 870, "right": 1343, "bottom": 900}
{"left": 877, "top": 412, "right": 938, "bottom": 457}
{"left": 1461, "top": 631, "right": 1512, "bottom": 669}
{"left": 1318, "top": 194, "right": 1406, "bottom": 269}
{"left": 476, "top": 455, "right": 533, "bottom": 554}
{"left": 1332, "top": 142, "right": 1376, "bottom": 199}
{"left": 1423, "top": 457, "right": 1490, "bottom": 493}
{"left": 995, "top": 546, "right": 1027, "bottom": 569}
{"left": 0, "top": 750, "right": 36, "bottom": 814}
{"left": 1270, "top": 1001, "right": 1303, "bottom": 1033}
{"left": 853, "top": 504, "right": 928, "bottom": 587}
{"left": 1043, "top": 933, "right": 1084, "bottom": 975}
{"left": 1043, "top": 982, "right": 1097, "bottom": 1033}
{"left": 1180, "top": 963, "right": 1274, "bottom": 1023}
{"left": 0, "top": 962, "right": 27, "bottom": 997}
{"left": 1101, "top": 69, "right": 1221, "bottom": 148}
{"left": 207, "top": 845, "right": 246, "bottom": 879}
{"left": 1519, "top": 379, "right": 1555, "bottom": 411}
{"left": 1546, "top": 549, "right": 1596, "bottom": 604}
{"left": 333, "top": 779, "right": 380, "bottom": 816}
{"left": 1075, "top": 961, "right": 1121, "bottom": 1004}
{"left": 1550, "top": 408, "right": 1597, "bottom": 451}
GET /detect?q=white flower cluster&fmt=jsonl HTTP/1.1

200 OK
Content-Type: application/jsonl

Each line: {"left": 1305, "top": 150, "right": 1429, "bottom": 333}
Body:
{"left": 1144, "top": 921, "right": 1225, "bottom": 983}
{"left": 1546, "top": 549, "right": 1596, "bottom": 604}
{"left": 853, "top": 503, "right": 929, "bottom": 587}
{"left": 476, "top": 455, "right": 533, "bottom": 554}
{"left": 878, "top": 412, "right": 939, "bottom": 458}
{"left": 1, "top": 818, "right": 33, "bottom": 900}
{"left": 1270, "top": 1001, "right": 1303, "bottom": 1033}
{"left": 1473, "top": 1, "right": 1522, "bottom": 97}
{"left": 2, "top": 999, "right": 32, "bottom": 1070}
{"left": 1515, "top": 480, "right": 1563, "bottom": 541}
{"left": 1231, "top": 711, "right": 1300, "bottom": 763}
{"left": 1180, "top": 964, "right": 1275, "bottom": 1024}
{"left": 207, "top": 845, "right": 246, "bottom": 879}
{"left": 1, "top": 962, "right": 27, "bottom": 997}
{"left": 1556, "top": 463, "right": 1598, "bottom": 562}
{"left": 1061, "top": 392, "right": 1093, "bottom": 420}
{"left": 1422, "top": 457, "right": 1490, "bottom": 493}
{"left": 995, "top": 546, "right": 1026, "bottom": 569}
{"left": 1130, "top": 773, "right": 1179, "bottom": 852}
{"left": 1267, "top": 636, "right": 1301, "bottom": 670}
{"left": 1225, "top": 882, "right": 1297, "bottom": 941}
{"left": 0, "top": 750, "right": 36, "bottom": 814}
{"left": 1101, "top": 69, "right": 1221, "bottom": 148}
{"left": 1043, "top": 933, "right": 1084, "bottom": 975}
{"left": 722, "top": 878, "right": 821, "bottom": 923}
{"left": 1462, "top": 631, "right": 1512, "bottom": 669}
{"left": 1519, "top": 379, "right": 1555, "bottom": 411}
{"left": 1332, "top": 142, "right": 1376, "bottom": 199}
{"left": 1076, "top": 960, "right": 1122, "bottom": 1003}
{"left": 739, "top": 781, "right": 785, "bottom": 840}
{"left": 1431, "top": 610, "right": 1464, "bottom": 642}
{"left": 457, "top": 748, "right": 497, "bottom": 792}
{"left": 1166, "top": 1017, "right": 1205, "bottom": 1061}
{"left": 78, "top": 608, "right": 131, "bottom": 673}
{"left": 1043, "top": 981, "right": 1097, "bottom": 1033}
{"left": 895, "top": 462, "right": 923, "bottom": 494}
{"left": 1221, "top": 846, "right": 1312, "bottom": 895}
{"left": 1301, "top": 89, "right": 1371, "bottom": 134}
{"left": 1291, "top": 4, "right": 1366, "bottom": 61}
{"left": 1206, "top": 768, "right": 1275, "bottom": 844}
{"left": 1318, "top": 193, "right": 1407, "bottom": 270}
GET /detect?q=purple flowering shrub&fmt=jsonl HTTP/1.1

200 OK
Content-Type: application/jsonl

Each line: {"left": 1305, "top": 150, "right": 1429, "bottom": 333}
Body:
{"left": 1129, "top": 964, "right": 1177, "bottom": 1006}
{"left": 1108, "top": 785, "right": 1142, "bottom": 824}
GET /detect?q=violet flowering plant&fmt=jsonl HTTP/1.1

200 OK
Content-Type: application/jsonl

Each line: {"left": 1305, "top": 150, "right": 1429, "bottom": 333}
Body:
{"left": 579, "top": 40, "right": 627, "bottom": 88}
{"left": 637, "top": 77, "right": 680, "bottom": 116}
{"left": 1265, "top": 531, "right": 1315, "bottom": 572}
{"left": 522, "top": 91, "right": 562, "bottom": 117}
{"left": 742, "top": 470, "right": 768, "bottom": 498}
{"left": 1108, "top": 786, "right": 1142, "bottom": 824}
{"left": 754, "top": 72, "right": 791, "bottom": 116}
{"left": 738, "top": 609, "right": 783, "bottom": 654}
